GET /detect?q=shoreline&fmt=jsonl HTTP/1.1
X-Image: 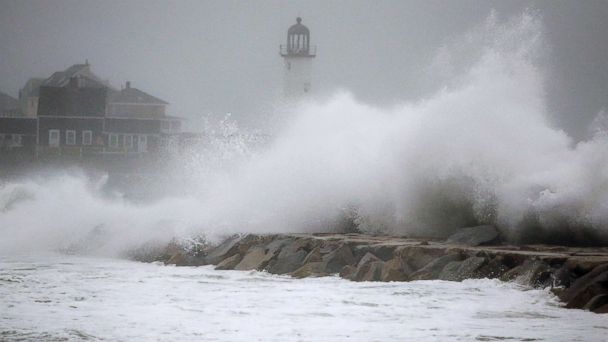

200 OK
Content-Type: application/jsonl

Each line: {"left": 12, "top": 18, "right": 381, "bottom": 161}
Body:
{"left": 139, "top": 231, "right": 608, "bottom": 314}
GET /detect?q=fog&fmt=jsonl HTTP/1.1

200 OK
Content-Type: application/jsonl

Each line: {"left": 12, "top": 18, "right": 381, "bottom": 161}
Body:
{"left": 1, "top": 0, "right": 607, "bottom": 137}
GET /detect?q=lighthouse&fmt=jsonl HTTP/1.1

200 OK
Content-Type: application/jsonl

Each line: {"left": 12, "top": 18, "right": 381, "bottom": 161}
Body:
{"left": 280, "top": 17, "right": 316, "bottom": 98}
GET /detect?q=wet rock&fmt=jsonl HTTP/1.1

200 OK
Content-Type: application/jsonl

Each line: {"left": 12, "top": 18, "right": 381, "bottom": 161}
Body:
{"left": 583, "top": 294, "right": 608, "bottom": 313}
{"left": 446, "top": 225, "right": 499, "bottom": 246}
{"left": 215, "top": 254, "right": 242, "bottom": 270}
{"left": 438, "top": 261, "right": 463, "bottom": 281}
{"left": 353, "top": 244, "right": 397, "bottom": 261}
{"left": 500, "top": 259, "right": 552, "bottom": 287}
{"left": 562, "top": 265, "right": 608, "bottom": 309}
{"left": 321, "top": 244, "right": 355, "bottom": 274}
{"left": 351, "top": 252, "right": 381, "bottom": 281}
{"left": 205, "top": 235, "right": 244, "bottom": 265}
{"left": 266, "top": 241, "right": 308, "bottom": 274}
{"left": 380, "top": 257, "right": 412, "bottom": 282}
{"left": 565, "top": 256, "right": 608, "bottom": 276}
{"left": 476, "top": 256, "right": 510, "bottom": 279}
{"left": 339, "top": 265, "right": 356, "bottom": 279}
{"left": 353, "top": 260, "right": 385, "bottom": 282}
{"left": 302, "top": 247, "right": 323, "bottom": 264}
{"left": 234, "top": 247, "right": 269, "bottom": 271}
{"left": 291, "top": 262, "right": 328, "bottom": 279}
{"left": 410, "top": 253, "right": 462, "bottom": 280}
{"left": 165, "top": 252, "right": 186, "bottom": 266}
{"left": 397, "top": 246, "right": 445, "bottom": 271}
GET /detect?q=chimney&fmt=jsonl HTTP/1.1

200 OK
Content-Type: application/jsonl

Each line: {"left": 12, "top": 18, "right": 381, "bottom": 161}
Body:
{"left": 126, "top": 81, "right": 131, "bottom": 89}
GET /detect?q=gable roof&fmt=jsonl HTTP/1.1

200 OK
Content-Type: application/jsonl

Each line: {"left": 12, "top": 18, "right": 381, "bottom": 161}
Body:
{"left": 41, "top": 63, "right": 110, "bottom": 89}
{"left": 108, "top": 86, "right": 168, "bottom": 105}
{"left": 0, "top": 91, "right": 19, "bottom": 111}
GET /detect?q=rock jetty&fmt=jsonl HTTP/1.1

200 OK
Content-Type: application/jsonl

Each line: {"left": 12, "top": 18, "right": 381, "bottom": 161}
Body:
{"left": 138, "top": 226, "right": 608, "bottom": 314}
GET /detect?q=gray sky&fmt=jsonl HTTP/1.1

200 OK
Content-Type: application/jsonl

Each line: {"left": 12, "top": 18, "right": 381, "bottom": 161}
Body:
{"left": 1, "top": 0, "right": 607, "bottom": 138}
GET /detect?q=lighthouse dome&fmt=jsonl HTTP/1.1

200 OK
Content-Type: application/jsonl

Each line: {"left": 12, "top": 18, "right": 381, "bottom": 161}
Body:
{"left": 288, "top": 17, "right": 310, "bottom": 35}
{"left": 285, "top": 17, "right": 311, "bottom": 55}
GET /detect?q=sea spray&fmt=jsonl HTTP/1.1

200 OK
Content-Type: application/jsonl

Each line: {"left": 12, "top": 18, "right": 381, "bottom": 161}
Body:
{"left": 1, "top": 11, "right": 608, "bottom": 256}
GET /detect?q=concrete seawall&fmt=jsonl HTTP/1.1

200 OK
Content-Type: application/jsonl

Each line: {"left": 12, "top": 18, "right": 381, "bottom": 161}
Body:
{"left": 138, "top": 232, "right": 608, "bottom": 314}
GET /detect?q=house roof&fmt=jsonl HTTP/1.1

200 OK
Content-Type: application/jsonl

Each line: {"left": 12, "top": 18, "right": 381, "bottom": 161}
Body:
{"left": 108, "top": 86, "right": 168, "bottom": 105}
{"left": 0, "top": 91, "right": 19, "bottom": 111}
{"left": 41, "top": 63, "right": 110, "bottom": 89}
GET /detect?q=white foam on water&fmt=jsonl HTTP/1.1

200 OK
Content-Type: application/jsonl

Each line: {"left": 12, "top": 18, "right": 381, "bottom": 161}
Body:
{"left": 0, "top": 254, "right": 605, "bottom": 341}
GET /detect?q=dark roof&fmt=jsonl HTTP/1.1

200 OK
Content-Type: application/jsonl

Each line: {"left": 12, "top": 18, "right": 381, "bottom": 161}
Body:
{"left": 0, "top": 92, "right": 19, "bottom": 111}
{"left": 42, "top": 63, "right": 108, "bottom": 88}
{"left": 108, "top": 86, "right": 168, "bottom": 105}
{"left": 288, "top": 17, "right": 310, "bottom": 35}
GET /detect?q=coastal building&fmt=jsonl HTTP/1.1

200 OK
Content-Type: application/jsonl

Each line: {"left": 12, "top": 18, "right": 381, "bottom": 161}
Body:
{"left": 280, "top": 17, "right": 316, "bottom": 98}
{"left": 0, "top": 62, "right": 183, "bottom": 159}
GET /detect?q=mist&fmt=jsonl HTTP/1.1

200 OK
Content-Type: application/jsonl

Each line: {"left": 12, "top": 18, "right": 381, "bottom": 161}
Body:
{"left": 2, "top": 11, "right": 608, "bottom": 256}
{"left": 1, "top": 0, "right": 607, "bottom": 137}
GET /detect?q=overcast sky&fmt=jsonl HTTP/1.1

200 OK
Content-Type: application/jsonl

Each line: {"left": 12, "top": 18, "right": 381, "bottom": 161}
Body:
{"left": 1, "top": 0, "right": 607, "bottom": 138}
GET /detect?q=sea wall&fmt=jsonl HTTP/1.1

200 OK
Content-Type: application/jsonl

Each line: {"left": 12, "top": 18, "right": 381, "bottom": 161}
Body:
{"left": 138, "top": 227, "right": 608, "bottom": 314}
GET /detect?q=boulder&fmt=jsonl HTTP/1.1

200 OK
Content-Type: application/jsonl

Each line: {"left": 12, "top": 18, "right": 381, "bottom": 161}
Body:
{"left": 165, "top": 252, "right": 186, "bottom": 266}
{"left": 583, "top": 294, "right": 608, "bottom": 313}
{"left": 438, "top": 261, "right": 463, "bottom": 281}
{"left": 564, "top": 269, "right": 608, "bottom": 309}
{"left": 205, "top": 235, "right": 245, "bottom": 265}
{"left": 353, "top": 244, "right": 397, "bottom": 261}
{"left": 321, "top": 244, "right": 356, "bottom": 274}
{"left": 352, "top": 252, "right": 382, "bottom": 281}
{"left": 302, "top": 247, "right": 323, "bottom": 264}
{"left": 560, "top": 263, "right": 608, "bottom": 303}
{"left": 380, "top": 257, "right": 411, "bottom": 282}
{"left": 339, "top": 265, "right": 357, "bottom": 279}
{"left": 446, "top": 225, "right": 499, "bottom": 246}
{"left": 500, "top": 259, "right": 551, "bottom": 287}
{"left": 234, "top": 247, "right": 269, "bottom": 271}
{"left": 291, "top": 262, "right": 328, "bottom": 279}
{"left": 215, "top": 254, "right": 242, "bottom": 270}
{"left": 397, "top": 246, "right": 445, "bottom": 271}
{"left": 266, "top": 242, "right": 308, "bottom": 274}
{"left": 409, "top": 253, "right": 462, "bottom": 280}
{"left": 476, "top": 256, "right": 510, "bottom": 279}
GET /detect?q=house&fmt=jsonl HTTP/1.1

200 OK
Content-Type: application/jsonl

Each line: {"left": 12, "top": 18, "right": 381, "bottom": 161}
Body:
{"left": 1, "top": 62, "right": 183, "bottom": 159}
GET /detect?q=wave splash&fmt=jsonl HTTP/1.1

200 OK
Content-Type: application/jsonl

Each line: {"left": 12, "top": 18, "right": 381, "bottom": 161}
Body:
{"left": 1, "top": 11, "right": 607, "bottom": 255}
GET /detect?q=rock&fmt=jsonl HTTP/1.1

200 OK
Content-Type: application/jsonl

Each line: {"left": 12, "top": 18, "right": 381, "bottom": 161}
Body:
{"left": 476, "top": 256, "right": 510, "bottom": 279}
{"left": 560, "top": 263, "right": 608, "bottom": 303}
{"left": 353, "top": 244, "right": 397, "bottom": 261}
{"left": 215, "top": 254, "right": 242, "bottom": 270}
{"left": 353, "top": 260, "right": 385, "bottom": 282}
{"left": 397, "top": 246, "right": 445, "bottom": 271}
{"left": 302, "top": 247, "right": 322, "bottom": 264}
{"left": 291, "top": 262, "right": 328, "bottom": 279}
{"left": 205, "top": 235, "right": 244, "bottom": 265}
{"left": 339, "top": 265, "right": 356, "bottom": 279}
{"left": 583, "top": 294, "right": 608, "bottom": 313}
{"left": 380, "top": 257, "right": 411, "bottom": 281}
{"left": 410, "top": 253, "right": 462, "bottom": 280}
{"left": 234, "top": 247, "right": 269, "bottom": 271}
{"left": 321, "top": 244, "right": 355, "bottom": 274}
{"left": 500, "top": 259, "right": 551, "bottom": 287}
{"left": 438, "top": 261, "right": 463, "bottom": 281}
{"left": 565, "top": 256, "right": 608, "bottom": 276}
{"left": 446, "top": 225, "right": 499, "bottom": 246}
{"left": 352, "top": 252, "right": 382, "bottom": 281}
{"left": 456, "top": 257, "right": 487, "bottom": 280}
{"left": 266, "top": 241, "right": 308, "bottom": 274}
{"left": 166, "top": 252, "right": 186, "bottom": 266}
{"left": 564, "top": 269, "right": 608, "bottom": 309}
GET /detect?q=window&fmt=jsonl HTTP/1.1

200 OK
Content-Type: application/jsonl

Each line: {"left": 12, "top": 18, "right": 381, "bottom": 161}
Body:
{"left": 109, "top": 133, "right": 119, "bottom": 148}
{"left": 49, "top": 129, "right": 60, "bottom": 147}
{"left": 82, "top": 130, "right": 92, "bottom": 146}
{"left": 12, "top": 134, "right": 22, "bottom": 146}
{"left": 124, "top": 135, "right": 133, "bottom": 149}
{"left": 137, "top": 135, "right": 147, "bottom": 152}
{"left": 66, "top": 130, "right": 76, "bottom": 145}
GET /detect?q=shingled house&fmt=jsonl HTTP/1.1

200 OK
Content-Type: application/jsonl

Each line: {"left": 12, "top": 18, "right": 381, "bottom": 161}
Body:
{"left": 0, "top": 62, "right": 182, "bottom": 159}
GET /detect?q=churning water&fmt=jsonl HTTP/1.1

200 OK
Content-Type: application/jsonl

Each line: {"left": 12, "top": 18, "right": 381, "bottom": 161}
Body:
{"left": 1, "top": 254, "right": 606, "bottom": 342}
{"left": 1, "top": 11, "right": 608, "bottom": 341}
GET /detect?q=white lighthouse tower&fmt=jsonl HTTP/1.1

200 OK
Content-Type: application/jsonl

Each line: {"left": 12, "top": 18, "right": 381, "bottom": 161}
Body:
{"left": 280, "top": 17, "right": 316, "bottom": 98}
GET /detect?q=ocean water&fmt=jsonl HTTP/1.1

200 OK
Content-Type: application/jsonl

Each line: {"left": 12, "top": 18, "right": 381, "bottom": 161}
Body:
{"left": 1, "top": 254, "right": 605, "bottom": 341}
